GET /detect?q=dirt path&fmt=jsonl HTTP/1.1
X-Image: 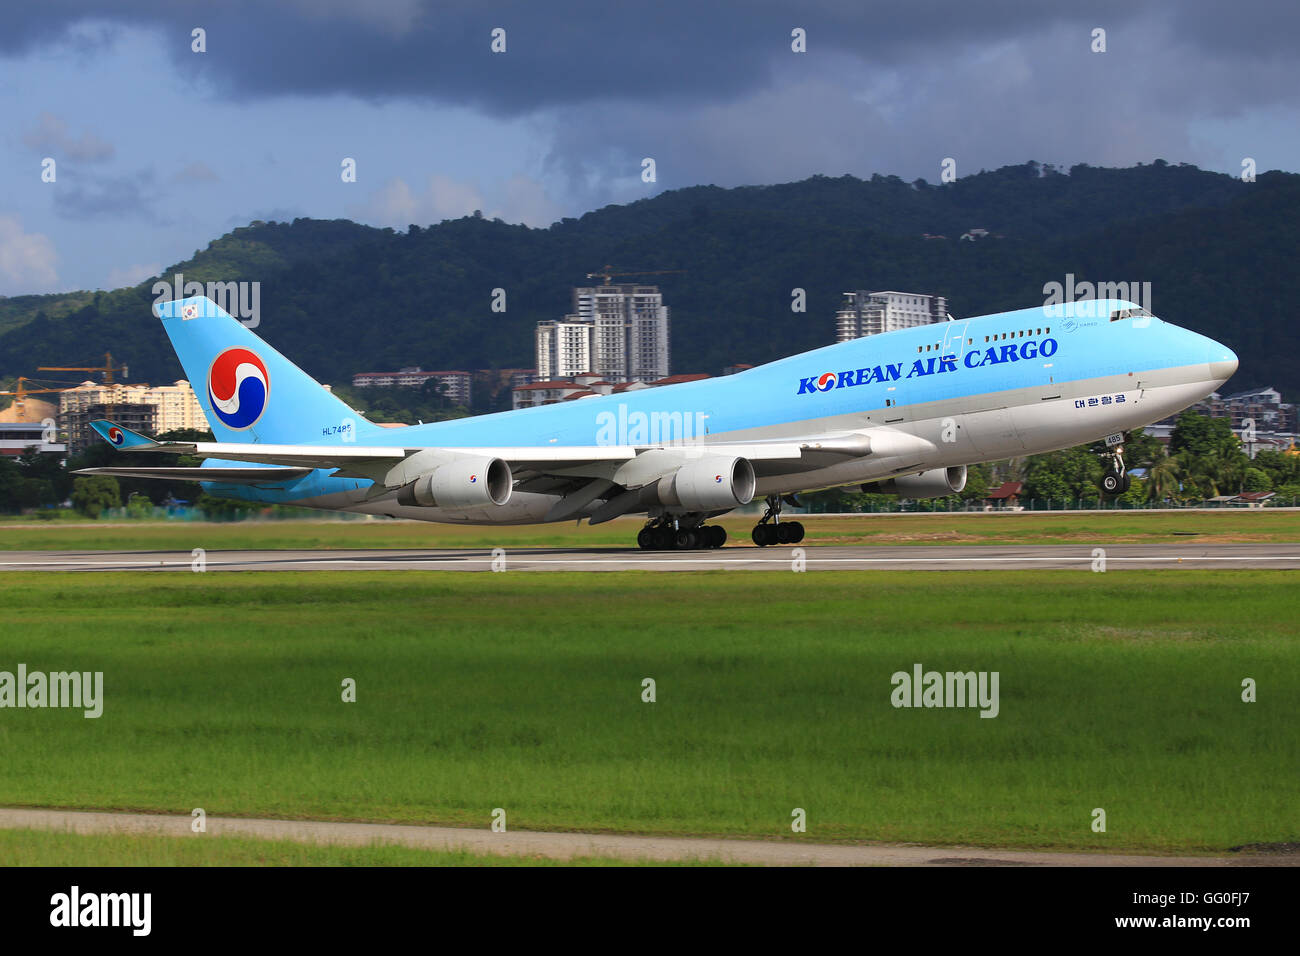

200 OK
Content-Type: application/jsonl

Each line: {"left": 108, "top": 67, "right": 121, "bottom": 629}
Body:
{"left": 2, "top": 808, "right": 1289, "bottom": 866}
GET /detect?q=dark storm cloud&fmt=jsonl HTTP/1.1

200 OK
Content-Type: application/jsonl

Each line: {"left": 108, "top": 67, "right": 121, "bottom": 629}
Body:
{"left": 53, "top": 169, "right": 163, "bottom": 222}
{"left": 4, "top": 1, "right": 1297, "bottom": 115}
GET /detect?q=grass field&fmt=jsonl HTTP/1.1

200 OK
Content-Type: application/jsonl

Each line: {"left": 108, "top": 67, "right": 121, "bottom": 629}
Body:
{"left": 1, "top": 509, "right": 1297, "bottom": 550}
{"left": 0, "top": 828, "right": 701, "bottom": 866}
{"left": 0, "top": 571, "right": 1294, "bottom": 853}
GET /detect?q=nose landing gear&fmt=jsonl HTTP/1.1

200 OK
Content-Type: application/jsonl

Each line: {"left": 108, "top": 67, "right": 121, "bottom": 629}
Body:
{"left": 1099, "top": 442, "right": 1131, "bottom": 496}
{"left": 751, "top": 494, "right": 805, "bottom": 546}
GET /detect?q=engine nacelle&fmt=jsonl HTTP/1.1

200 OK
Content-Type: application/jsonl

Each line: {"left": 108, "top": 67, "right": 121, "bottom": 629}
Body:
{"left": 397, "top": 456, "right": 512, "bottom": 509}
{"left": 653, "top": 456, "right": 756, "bottom": 510}
{"left": 874, "top": 465, "right": 967, "bottom": 498}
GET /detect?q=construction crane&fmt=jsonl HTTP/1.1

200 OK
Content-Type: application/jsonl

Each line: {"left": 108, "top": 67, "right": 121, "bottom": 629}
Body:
{"left": 585, "top": 265, "right": 686, "bottom": 286}
{"left": 0, "top": 376, "right": 73, "bottom": 411}
{"left": 38, "top": 352, "right": 126, "bottom": 385}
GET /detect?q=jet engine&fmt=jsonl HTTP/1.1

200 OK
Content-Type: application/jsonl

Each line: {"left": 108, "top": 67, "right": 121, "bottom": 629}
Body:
{"left": 873, "top": 465, "right": 967, "bottom": 498}
{"left": 653, "top": 456, "right": 756, "bottom": 510}
{"left": 396, "top": 456, "right": 512, "bottom": 508}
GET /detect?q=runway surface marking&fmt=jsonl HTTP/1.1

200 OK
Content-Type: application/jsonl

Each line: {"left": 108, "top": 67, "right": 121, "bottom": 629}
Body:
{"left": 2, "top": 542, "right": 1300, "bottom": 572}
{"left": 1, "top": 808, "right": 1283, "bottom": 867}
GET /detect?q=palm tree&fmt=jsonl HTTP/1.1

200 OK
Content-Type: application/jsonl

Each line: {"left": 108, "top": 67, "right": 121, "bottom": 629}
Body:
{"left": 1146, "top": 457, "right": 1181, "bottom": 503}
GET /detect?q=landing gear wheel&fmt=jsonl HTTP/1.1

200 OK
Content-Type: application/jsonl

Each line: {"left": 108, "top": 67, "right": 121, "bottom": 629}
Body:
{"left": 675, "top": 529, "right": 697, "bottom": 550}
{"left": 707, "top": 526, "right": 727, "bottom": 549}
{"left": 651, "top": 527, "right": 673, "bottom": 550}
{"left": 637, "top": 528, "right": 653, "bottom": 550}
{"left": 1098, "top": 440, "right": 1129, "bottom": 497}
{"left": 752, "top": 494, "right": 802, "bottom": 546}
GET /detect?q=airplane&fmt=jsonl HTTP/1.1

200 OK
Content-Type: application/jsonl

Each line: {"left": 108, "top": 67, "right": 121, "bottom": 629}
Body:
{"left": 77, "top": 295, "right": 1238, "bottom": 549}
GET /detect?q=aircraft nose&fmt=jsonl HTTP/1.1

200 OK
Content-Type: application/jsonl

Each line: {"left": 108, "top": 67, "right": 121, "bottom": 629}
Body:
{"left": 1208, "top": 344, "right": 1238, "bottom": 384}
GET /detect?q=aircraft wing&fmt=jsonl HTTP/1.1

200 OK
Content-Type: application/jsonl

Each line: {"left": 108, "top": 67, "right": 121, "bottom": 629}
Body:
{"left": 73, "top": 466, "right": 314, "bottom": 484}
{"left": 85, "top": 419, "right": 900, "bottom": 488}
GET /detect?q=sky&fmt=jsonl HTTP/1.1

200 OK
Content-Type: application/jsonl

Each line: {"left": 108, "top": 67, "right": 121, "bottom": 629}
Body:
{"left": 1, "top": 0, "right": 1297, "bottom": 295}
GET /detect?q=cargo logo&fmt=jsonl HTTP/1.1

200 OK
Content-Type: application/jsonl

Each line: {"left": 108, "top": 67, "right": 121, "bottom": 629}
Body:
{"left": 797, "top": 340, "right": 1058, "bottom": 394}
{"left": 207, "top": 347, "right": 269, "bottom": 430}
{"left": 106, "top": 426, "right": 124, "bottom": 446}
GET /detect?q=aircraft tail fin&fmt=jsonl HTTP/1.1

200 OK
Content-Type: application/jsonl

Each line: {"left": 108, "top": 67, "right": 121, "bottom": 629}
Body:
{"left": 155, "top": 296, "right": 374, "bottom": 445}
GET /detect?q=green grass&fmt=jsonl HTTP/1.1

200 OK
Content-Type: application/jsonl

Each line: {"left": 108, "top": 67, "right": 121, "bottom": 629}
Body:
{"left": 0, "top": 828, "right": 704, "bottom": 866}
{"left": 0, "top": 571, "right": 1294, "bottom": 853}
{"left": 0, "top": 509, "right": 1297, "bottom": 550}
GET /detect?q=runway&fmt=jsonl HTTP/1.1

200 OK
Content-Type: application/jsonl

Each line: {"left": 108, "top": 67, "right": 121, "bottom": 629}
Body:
{"left": 2, "top": 542, "right": 1299, "bottom": 571}
{"left": 1, "top": 808, "right": 1288, "bottom": 866}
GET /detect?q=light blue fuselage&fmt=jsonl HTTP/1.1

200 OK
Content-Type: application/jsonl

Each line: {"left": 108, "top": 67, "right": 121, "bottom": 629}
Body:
{"left": 200, "top": 301, "right": 1237, "bottom": 513}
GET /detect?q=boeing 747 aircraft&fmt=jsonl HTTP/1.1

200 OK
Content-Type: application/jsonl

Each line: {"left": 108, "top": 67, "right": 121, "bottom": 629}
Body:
{"left": 79, "top": 296, "right": 1237, "bottom": 549}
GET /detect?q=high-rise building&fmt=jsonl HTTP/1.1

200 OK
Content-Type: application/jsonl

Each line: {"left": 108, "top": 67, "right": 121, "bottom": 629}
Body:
{"left": 535, "top": 317, "right": 594, "bottom": 381}
{"left": 536, "top": 284, "right": 670, "bottom": 384}
{"left": 835, "top": 291, "right": 948, "bottom": 342}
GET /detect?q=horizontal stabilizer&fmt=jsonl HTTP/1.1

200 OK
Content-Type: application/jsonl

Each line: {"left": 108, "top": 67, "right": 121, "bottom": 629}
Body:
{"left": 73, "top": 466, "right": 312, "bottom": 484}
{"left": 89, "top": 419, "right": 160, "bottom": 450}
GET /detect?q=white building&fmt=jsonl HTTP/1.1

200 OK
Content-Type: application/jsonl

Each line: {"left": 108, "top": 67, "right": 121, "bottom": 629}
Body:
{"left": 511, "top": 381, "right": 589, "bottom": 409}
{"left": 535, "top": 319, "right": 594, "bottom": 381}
{"left": 536, "top": 285, "right": 670, "bottom": 384}
{"left": 835, "top": 290, "right": 948, "bottom": 343}
{"left": 351, "top": 368, "right": 472, "bottom": 406}
{"left": 0, "top": 422, "right": 65, "bottom": 457}
{"left": 59, "top": 379, "right": 207, "bottom": 451}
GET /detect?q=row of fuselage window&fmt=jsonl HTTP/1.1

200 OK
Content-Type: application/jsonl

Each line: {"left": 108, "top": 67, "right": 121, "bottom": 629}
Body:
{"left": 917, "top": 327, "right": 1052, "bottom": 354}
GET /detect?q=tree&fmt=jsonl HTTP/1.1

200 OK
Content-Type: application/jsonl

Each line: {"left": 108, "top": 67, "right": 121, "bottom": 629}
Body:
{"left": 1022, "top": 446, "right": 1103, "bottom": 502}
{"left": 1169, "top": 412, "right": 1241, "bottom": 460}
{"left": 1242, "top": 467, "right": 1272, "bottom": 493}
{"left": 1146, "top": 457, "right": 1181, "bottom": 502}
{"left": 70, "top": 476, "right": 120, "bottom": 517}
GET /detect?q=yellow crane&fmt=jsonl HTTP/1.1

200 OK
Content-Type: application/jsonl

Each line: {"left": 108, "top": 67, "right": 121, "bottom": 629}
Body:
{"left": 585, "top": 265, "right": 686, "bottom": 286}
{"left": 0, "top": 376, "right": 72, "bottom": 411}
{"left": 38, "top": 352, "right": 126, "bottom": 384}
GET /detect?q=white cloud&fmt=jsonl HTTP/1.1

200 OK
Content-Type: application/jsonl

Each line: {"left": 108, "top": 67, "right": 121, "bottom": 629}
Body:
{"left": 0, "top": 216, "right": 59, "bottom": 294}
{"left": 106, "top": 261, "right": 162, "bottom": 288}
{"left": 173, "top": 161, "right": 219, "bottom": 184}
{"left": 22, "top": 111, "right": 115, "bottom": 162}
{"left": 349, "top": 173, "right": 562, "bottom": 229}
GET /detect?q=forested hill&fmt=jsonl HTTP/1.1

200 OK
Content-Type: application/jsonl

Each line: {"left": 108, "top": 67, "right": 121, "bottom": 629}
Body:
{"left": 2, "top": 160, "right": 1295, "bottom": 405}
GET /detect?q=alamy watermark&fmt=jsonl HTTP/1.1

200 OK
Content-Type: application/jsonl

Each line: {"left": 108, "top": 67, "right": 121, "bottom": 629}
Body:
{"left": 152, "top": 272, "right": 261, "bottom": 328}
{"left": 890, "top": 663, "right": 999, "bottom": 718}
{"left": 595, "top": 404, "right": 708, "bottom": 446}
{"left": 1042, "top": 273, "right": 1152, "bottom": 319}
{"left": 50, "top": 886, "right": 150, "bottom": 936}
{"left": 0, "top": 664, "right": 102, "bottom": 718}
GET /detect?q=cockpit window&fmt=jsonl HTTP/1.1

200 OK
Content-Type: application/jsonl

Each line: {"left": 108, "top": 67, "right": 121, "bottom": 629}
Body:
{"left": 1110, "top": 307, "right": 1153, "bottom": 322}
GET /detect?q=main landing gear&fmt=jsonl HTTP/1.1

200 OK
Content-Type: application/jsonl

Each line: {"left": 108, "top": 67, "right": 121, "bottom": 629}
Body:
{"left": 751, "top": 494, "right": 805, "bottom": 547}
{"left": 1100, "top": 442, "right": 1132, "bottom": 496}
{"left": 637, "top": 516, "right": 727, "bottom": 550}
